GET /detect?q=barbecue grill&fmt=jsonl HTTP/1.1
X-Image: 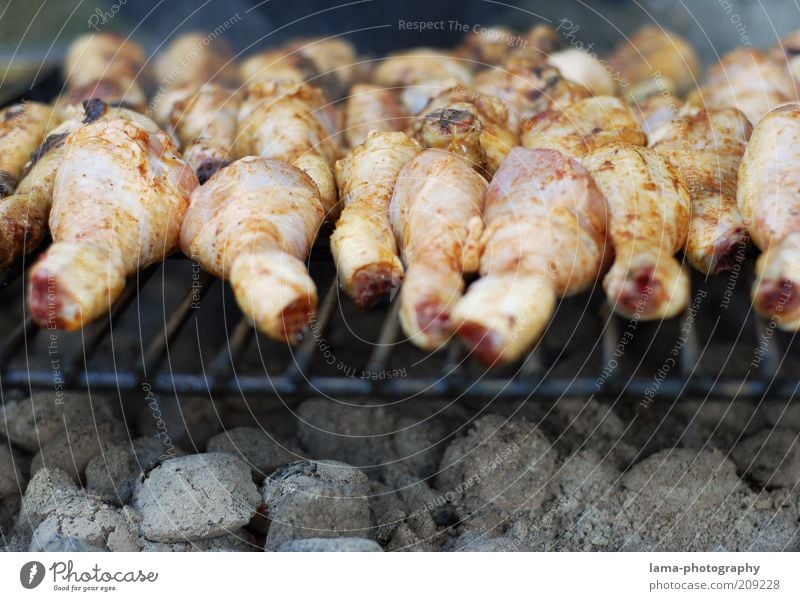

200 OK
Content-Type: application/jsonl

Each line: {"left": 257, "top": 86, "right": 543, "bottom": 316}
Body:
{"left": 1, "top": 1, "right": 798, "bottom": 406}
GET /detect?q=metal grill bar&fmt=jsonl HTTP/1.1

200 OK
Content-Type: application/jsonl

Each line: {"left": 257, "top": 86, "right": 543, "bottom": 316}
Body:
{"left": 282, "top": 275, "right": 339, "bottom": 386}
{"left": 1, "top": 249, "right": 796, "bottom": 401}
{"left": 0, "top": 317, "right": 38, "bottom": 371}
{"left": 208, "top": 317, "right": 253, "bottom": 388}
{"left": 63, "top": 264, "right": 159, "bottom": 380}
{"left": 138, "top": 272, "right": 215, "bottom": 379}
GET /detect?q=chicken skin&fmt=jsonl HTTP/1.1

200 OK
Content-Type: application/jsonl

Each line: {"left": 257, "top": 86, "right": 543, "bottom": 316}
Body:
{"left": 452, "top": 148, "right": 608, "bottom": 365}
{"left": 687, "top": 48, "right": 796, "bottom": 126}
{"left": 373, "top": 48, "right": 474, "bottom": 114}
{"left": 738, "top": 104, "right": 800, "bottom": 329}
{"left": 583, "top": 145, "right": 691, "bottom": 320}
{"left": 629, "top": 90, "right": 682, "bottom": 138}
{"left": 608, "top": 26, "right": 701, "bottom": 96}
{"left": 154, "top": 32, "right": 238, "bottom": 90}
{"left": 458, "top": 26, "right": 521, "bottom": 66}
{"left": 474, "top": 63, "right": 592, "bottom": 129}
{"left": 770, "top": 29, "right": 800, "bottom": 83}
{"left": 332, "top": 131, "right": 420, "bottom": 309}
{"left": 154, "top": 83, "right": 242, "bottom": 183}
{"left": 236, "top": 80, "right": 342, "bottom": 215}
{"left": 650, "top": 107, "right": 752, "bottom": 275}
{"left": 60, "top": 33, "right": 149, "bottom": 115}
{"left": 55, "top": 77, "right": 148, "bottom": 120}
{"left": 411, "top": 87, "right": 519, "bottom": 175}
{"left": 240, "top": 37, "right": 357, "bottom": 100}
{"left": 0, "top": 101, "right": 154, "bottom": 270}
{"left": 63, "top": 32, "right": 149, "bottom": 90}
{"left": 180, "top": 158, "right": 324, "bottom": 342}
{"left": 522, "top": 95, "right": 646, "bottom": 157}
{"left": 0, "top": 102, "right": 54, "bottom": 197}
{"left": 458, "top": 24, "right": 560, "bottom": 67}
{"left": 343, "top": 83, "right": 409, "bottom": 149}
{"left": 28, "top": 116, "right": 197, "bottom": 329}
{"left": 389, "top": 149, "right": 487, "bottom": 349}
{"left": 548, "top": 48, "right": 617, "bottom": 96}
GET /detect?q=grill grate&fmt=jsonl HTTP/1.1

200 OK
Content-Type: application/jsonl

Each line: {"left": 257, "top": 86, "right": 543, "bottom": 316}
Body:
{"left": 0, "top": 77, "right": 797, "bottom": 403}
{"left": 0, "top": 244, "right": 797, "bottom": 402}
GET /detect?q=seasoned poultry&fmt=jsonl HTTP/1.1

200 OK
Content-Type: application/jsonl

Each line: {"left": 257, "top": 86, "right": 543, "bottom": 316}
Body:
{"left": 180, "top": 157, "right": 324, "bottom": 341}
{"left": 240, "top": 37, "right": 357, "bottom": 99}
{"left": 236, "top": 80, "right": 342, "bottom": 215}
{"left": 59, "top": 33, "right": 149, "bottom": 116}
{"left": 629, "top": 90, "right": 682, "bottom": 138}
{"left": 687, "top": 48, "right": 796, "bottom": 125}
{"left": 332, "top": 131, "right": 420, "bottom": 309}
{"left": 522, "top": 24, "right": 563, "bottom": 56}
{"left": 343, "top": 83, "right": 409, "bottom": 149}
{"left": 473, "top": 62, "right": 592, "bottom": 127}
{"left": 56, "top": 78, "right": 147, "bottom": 120}
{"left": 411, "top": 86, "right": 519, "bottom": 175}
{"left": 64, "top": 32, "right": 149, "bottom": 90}
{"left": 452, "top": 147, "right": 608, "bottom": 365}
{"left": 0, "top": 101, "right": 152, "bottom": 270}
{"left": 459, "top": 23, "right": 561, "bottom": 66}
{"left": 522, "top": 95, "right": 646, "bottom": 156}
{"left": 153, "top": 32, "right": 238, "bottom": 90}
{"left": 28, "top": 115, "right": 197, "bottom": 329}
{"left": 0, "top": 102, "right": 54, "bottom": 197}
{"left": 373, "top": 48, "right": 473, "bottom": 114}
{"left": 583, "top": 145, "right": 691, "bottom": 319}
{"left": 770, "top": 29, "right": 800, "bottom": 83}
{"left": 650, "top": 107, "right": 752, "bottom": 275}
{"left": 154, "top": 84, "right": 242, "bottom": 183}
{"left": 152, "top": 33, "right": 242, "bottom": 184}
{"left": 738, "top": 104, "right": 800, "bottom": 329}
{"left": 608, "top": 26, "right": 700, "bottom": 96}
{"left": 548, "top": 48, "right": 617, "bottom": 96}
{"left": 389, "top": 149, "right": 486, "bottom": 349}
{"left": 458, "top": 25, "right": 526, "bottom": 66}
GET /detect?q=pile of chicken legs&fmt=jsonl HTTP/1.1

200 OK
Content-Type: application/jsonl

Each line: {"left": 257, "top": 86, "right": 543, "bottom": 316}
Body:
{"left": 2, "top": 24, "right": 800, "bottom": 366}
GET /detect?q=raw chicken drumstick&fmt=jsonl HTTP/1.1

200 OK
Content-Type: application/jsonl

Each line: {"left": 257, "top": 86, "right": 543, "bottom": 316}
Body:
{"left": 153, "top": 33, "right": 242, "bottom": 184}
{"left": 236, "top": 80, "right": 342, "bottom": 215}
{"left": 738, "top": 104, "right": 800, "bottom": 329}
{"left": 548, "top": 48, "right": 617, "bottom": 96}
{"left": 608, "top": 26, "right": 701, "bottom": 97}
{"left": 154, "top": 32, "right": 238, "bottom": 90}
{"left": 28, "top": 116, "right": 197, "bottom": 329}
{"left": 154, "top": 84, "right": 242, "bottom": 183}
{"left": 650, "top": 107, "right": 752, "bottom": 275}
{"left": 770, "top": 29, "right": 800, "bottom": 83}
{"left": 452, "top": 148, "right": 608, "bottom": 365}
{"left": 59, "top": 33, "right": 150, "bottom": 117}
{"left": 373, "top": 48, "right": 473, "bottom": 114}
{"left": 343, "top": 83, "right": 409, "bottom": 149}
{"left": 180, "top": 158, "right": 325, "bottom": 342}
{"left": 583, "top": 145, "right": 691, "bottom": 320}
{"left": 332, "top": 131, "right": 420, "bottom": 309}
{"left": 629, "top": 90, "right": 682, "bottom": 138}
{"left": 240, "top": 37, "right": 357, "bottom": 100}
{"left": 473, "top": 62, "right": 592, "bottom": 128}
{"left": 0, "top": 101, "right": 158, "bottom": 270}
{"left": 0, "top": 102, "right": 54, "bottom": 197}
{"left": 389, "top": 149, "right": 487, "bottom": 349}
{"left": 458, "top": 26, "right": 526, "bottom": 66}
{"left": 687, "top": 48, "right": 795, "bottom": 126}
{"left": 522, "top": 96, "right": 646, "bottom": 157}
{"left": 64, "top": 32, "right": 149, "bottom": 90}
{"left": 411, "top": 87, "right": 519, "bottom": 175}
